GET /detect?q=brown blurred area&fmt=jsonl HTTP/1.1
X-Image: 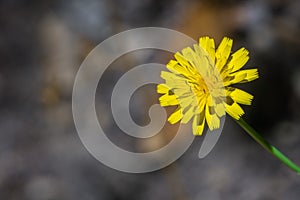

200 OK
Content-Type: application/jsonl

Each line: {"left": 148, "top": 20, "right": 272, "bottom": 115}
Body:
{"left": 1, "top": 0, "right": 300, "bottom": 199}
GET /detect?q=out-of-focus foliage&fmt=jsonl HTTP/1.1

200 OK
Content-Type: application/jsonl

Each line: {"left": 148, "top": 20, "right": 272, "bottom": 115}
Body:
{"left": 0, "top": 0, "right": 299, "bottom": 199}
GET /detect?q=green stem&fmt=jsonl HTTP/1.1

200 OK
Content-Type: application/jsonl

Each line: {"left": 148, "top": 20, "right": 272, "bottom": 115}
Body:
{"left": 235, "top": 118, "right": 300, "bottom": 175}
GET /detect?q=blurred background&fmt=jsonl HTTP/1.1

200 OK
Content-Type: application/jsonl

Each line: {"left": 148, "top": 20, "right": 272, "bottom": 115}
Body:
{"left": 1, "top": 0, "right": 300, "bottom": 199}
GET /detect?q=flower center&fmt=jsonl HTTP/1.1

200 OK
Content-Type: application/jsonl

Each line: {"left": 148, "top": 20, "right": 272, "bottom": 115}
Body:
{"left": 189, "top": 73, "right": 224, "bottom": 104}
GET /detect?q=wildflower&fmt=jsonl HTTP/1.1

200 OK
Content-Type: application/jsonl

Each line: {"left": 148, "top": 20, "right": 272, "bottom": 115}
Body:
{"left": 157, "top": 37, "right": 258, "bottom": 135}
{"left": 157, "top": 36, "right": 300, "bottom": 174}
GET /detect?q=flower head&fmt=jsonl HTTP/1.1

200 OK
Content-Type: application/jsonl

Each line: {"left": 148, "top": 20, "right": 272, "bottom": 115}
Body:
{"left": 157, "top": 37, "right": 259, "bottom": 135}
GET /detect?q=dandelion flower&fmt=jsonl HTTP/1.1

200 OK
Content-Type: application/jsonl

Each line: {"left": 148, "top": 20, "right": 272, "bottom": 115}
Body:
{"left": 157, "top": 37, "right": 259, "bottom": 135}
{"left": 157, "top": 36, "right": 300, "bottom": 174}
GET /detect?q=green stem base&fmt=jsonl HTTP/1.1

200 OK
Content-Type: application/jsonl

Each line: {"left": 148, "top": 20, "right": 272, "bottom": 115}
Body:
{"left": 235, "top": 118, "right": 300, "bottom": 175}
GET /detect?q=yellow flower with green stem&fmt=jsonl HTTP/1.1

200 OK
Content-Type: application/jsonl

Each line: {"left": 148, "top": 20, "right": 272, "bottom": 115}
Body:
{"left": 157, "top": 36, "right": 300, "bottom": 174}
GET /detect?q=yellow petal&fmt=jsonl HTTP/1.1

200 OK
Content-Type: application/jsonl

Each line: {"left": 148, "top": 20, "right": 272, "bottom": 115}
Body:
{"left": 205, "top": 104, "right": 220, "bottom": 130}
{"left": 228, "top": 87, "right": 253, "bottom": 105}
{"left": 168, "top": 107, "right": 182, "bottom": 124}
{"left": 225, "top": 101, "right": 245, "bottom": 120}
{"left": 166, "top": 60, "right": 195, "bottom": 79}
{"left": 174, "top": 52, "right": 196, "bottom": 74}
{"left": 160, "top": 71, "right": 186, "bottom": 82}
{"left": 215, "top": 103, "right": 226, "bottom": 117}
{"left": 215, "top": 37, "right": 233, "bottom": 71}
{"left": 174, "top": 87, "right": 192, "bottom": 97}
{"left": 192, "top": 114, "right": 199, "bottom": 135}
{"left": 224, "top": 69, "right": 259, "bottom": 86}
{"left": 159, "top": 94, "right": 179, "bottom": 106}
{"left": 166, "top": 60, "right": 180, "bottom": 74}
{"left": 227, "top": 47, "right": 249, "bottom": 73}
{"left": 181, "top": 106, "right": 195, "bottom": 123}
{"left": 178, "top": 95, "right": 195, "bottom": 109}
{"left": 192, "top": 44, "right": 212, "bottom": 77}
{"left": 167, "top": 80, "right": 190, "bottom": 90}
{"left": 182, "top": 47, "right": 198, "bottom": 68}
{"left": 196, "top": 96, "right": 206, "bottom": 114}
{"left": 199, "top": 36, "right": 215, "bottom": 62}
{"left": 157, "top": 84, "right": 169, "bottom": 94}
{"left": 196, "top": 111, "right": 206, "bottom": 135}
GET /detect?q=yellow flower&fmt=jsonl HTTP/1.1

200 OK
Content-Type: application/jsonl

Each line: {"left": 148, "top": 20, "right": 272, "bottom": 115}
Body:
{"left": 157, "top": 37, "right": 259, "bottom": 135}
